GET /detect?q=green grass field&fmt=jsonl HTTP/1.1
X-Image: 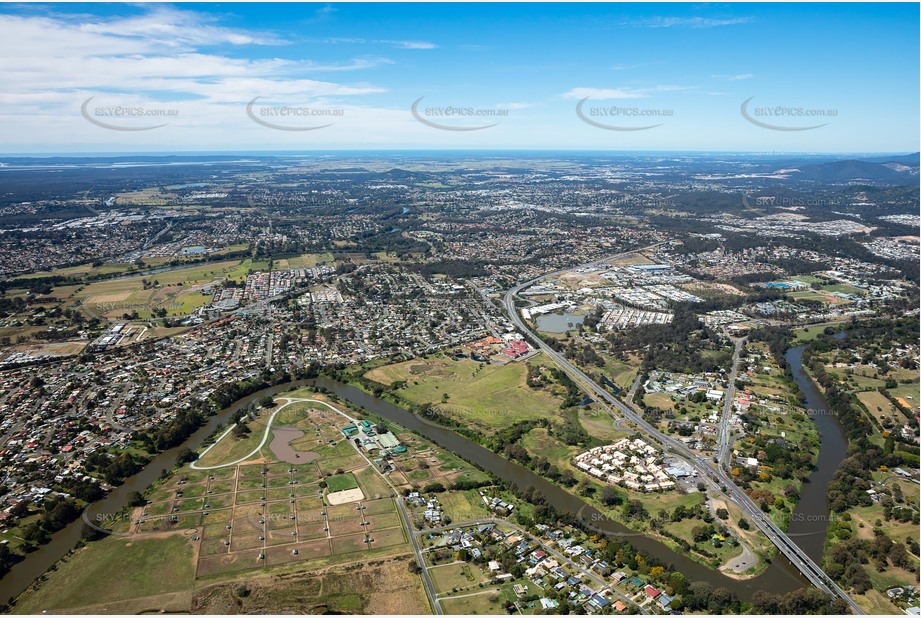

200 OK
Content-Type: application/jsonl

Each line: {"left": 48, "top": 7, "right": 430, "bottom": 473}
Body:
{"left": 365, "top": 353, "right": 564, "bottom": 433}
{"left": 520, "top": 427, "right": 578, "bottom": 463}
{"left": 436, "top": 489, "right": 489, "bottom": 521}
{"left": 787, "top": 290, "right": 849, "bottom": 306}
{"left": 196, "top": 415, "right": 270, "bottom": 467}
{"left": 274, "top": 252, "right": 334, "bottom": 269}
{"left": 429, "top": 562, "right": 489, "bottom": 594}
{"left": 59, "top": 257, "right": 270, "bottom": 320}
{"left": 14, "top": 535, "right": 195, "bottom": 613}
{"left": 792, "top": 322, "right": 845, "bottom": 343}
{"left": 326, "top": 473, "right": 359, "bottom": 492}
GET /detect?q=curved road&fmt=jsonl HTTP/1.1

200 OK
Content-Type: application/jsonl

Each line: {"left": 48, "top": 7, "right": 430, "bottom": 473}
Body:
{"left": 190, "top": 397, "right": 313, "bottom": 470}
{"left": 502, "top": 246, "right": 864, "bottom": 615}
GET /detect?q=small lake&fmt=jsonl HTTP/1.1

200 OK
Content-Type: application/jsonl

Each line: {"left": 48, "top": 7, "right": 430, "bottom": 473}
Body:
{"left": 535, "top": 312, "right": 585, "bottom": 333}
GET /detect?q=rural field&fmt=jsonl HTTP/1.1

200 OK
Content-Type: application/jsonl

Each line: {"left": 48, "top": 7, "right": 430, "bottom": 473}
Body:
{"left": 191, "top": 556, "right": 429, "bottom": 614}
{"left": 857, "top": 390, "right": 901, "bottom": 423}
{"left": 364, "top": 352, "right": 565, "bottom": 433}
{"left": 23, "top": 257, "right": 271, "bottom": 321}
{"left": 273, "top": 252, "right": 334, "bottom": 269}
{"left": 13, "top": 535, "right": 197, "bottom": 614}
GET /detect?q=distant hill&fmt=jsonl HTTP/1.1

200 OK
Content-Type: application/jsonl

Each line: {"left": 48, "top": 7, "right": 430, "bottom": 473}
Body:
{"left": 785, "top": 154, "right": 918, "bottom": 184}
{"left": 856, "top": 152, "right": 920, "bottom": 167}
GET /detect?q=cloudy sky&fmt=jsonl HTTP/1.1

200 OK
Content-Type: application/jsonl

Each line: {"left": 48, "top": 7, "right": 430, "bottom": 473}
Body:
{"left": 1, "top": 3, "right": 918, "bottom": 153}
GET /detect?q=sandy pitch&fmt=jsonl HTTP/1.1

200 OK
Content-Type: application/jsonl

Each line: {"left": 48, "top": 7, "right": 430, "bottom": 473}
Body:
{"left": 326, "top": 488, "right": 365, "bottom": 505}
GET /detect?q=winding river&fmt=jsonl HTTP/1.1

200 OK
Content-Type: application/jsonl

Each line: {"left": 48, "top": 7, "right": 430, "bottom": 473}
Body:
{"left": 2, "top": 343, "right": 849, "bottom": 604}
{"left": 782, "top": 342, "right": 849, "bottom": 564}
{"left": 312, "top": 378, "right": 810, "bottom": 599}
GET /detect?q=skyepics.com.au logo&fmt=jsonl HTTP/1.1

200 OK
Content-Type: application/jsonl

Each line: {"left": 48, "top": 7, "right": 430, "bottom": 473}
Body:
{"left": 81, "top": 96, "right": 178, "bottom": 131}
{"left": 741, "top": 193, "right": 838, "bottom": 209}
{"left": 82, "top": 509, "right": 162, "bottom": 537}
{"left": 246, "top": 190, "right": 312, "bottom": 208}
{"left": 778, "top": 511, "right": 842, "bottom": 537}
{"left": 246, "top": 97, "right": 344, "bottom": 131}
{"left": 740, "top": 97, "right": 837, "bottom": 131}
{"left": 576, "top": 98, "right": 672, "bottom": 131}
{"left": 574, "top": 504, "right": 647, "bottom": 538}
{"left": 410, "top": 97, "right": 508, "bottom": 131}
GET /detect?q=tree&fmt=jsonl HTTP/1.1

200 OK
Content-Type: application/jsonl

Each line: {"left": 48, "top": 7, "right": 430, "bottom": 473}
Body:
{"left": 890, "top": 543, "right": 913, "bottom": 570}
{"left": 692, "top": 524, "right": 714, "bottom": 542}
{"left": 0, "top": 542, "right": 21, "bottom": 575}
{"left": 715, "top": 508, "right": 729, "bottom": 520}
{"left": 127, "top": 491, "right": 146, "bottom": 507}
{"left": 21, "top": 521, "right": 47, "bottom": 544}
{"left": 42, "top": 499, "right": 79, "bottom": 532}
{"left": 600, "top": 486, "right": 622, "bottom": 506}
{"left": 667, "top": 571, "right": 687, "bottom": 596}
{"left": 176, "top": 447, "right": 196, "bottom": 464}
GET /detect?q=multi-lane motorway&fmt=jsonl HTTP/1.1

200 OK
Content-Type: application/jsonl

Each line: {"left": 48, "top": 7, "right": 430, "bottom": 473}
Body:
{"left": 502, "top": 247, "right": 864, "bottom": 615}
{"left": 716, "top": 336, "right": 747, "bottom": 471}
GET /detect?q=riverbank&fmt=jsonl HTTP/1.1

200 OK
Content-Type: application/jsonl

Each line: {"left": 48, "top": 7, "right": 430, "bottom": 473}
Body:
{"left": 5, "top": 346, "right": 847, "bottom": 606}
{"left": 311, "top": 377, "right": 808, "bottom": 600}
{"left": 0, "top": 379, "right": 313, "bottom": 603}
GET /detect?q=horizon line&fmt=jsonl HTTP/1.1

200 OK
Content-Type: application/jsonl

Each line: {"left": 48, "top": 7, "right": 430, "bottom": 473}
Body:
{"left": 1, "top": 149, "right": 918, "bottom": 158}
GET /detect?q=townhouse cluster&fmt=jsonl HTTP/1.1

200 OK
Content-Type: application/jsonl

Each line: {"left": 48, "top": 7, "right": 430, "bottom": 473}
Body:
{"left": 573, "top": 438, "right": 677, "bottom": 492}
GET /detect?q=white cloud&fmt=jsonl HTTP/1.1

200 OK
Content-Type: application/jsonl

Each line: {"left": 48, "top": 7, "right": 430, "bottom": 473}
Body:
{"left": 562, "top": 85, "right": 690, "bottom": 100}
{"left": 321, "top": 37, "right": 438, "bottom": 50}
{"left": 0, "top": 5, "right": 398, "bottom": 150}
{"left": 618, "top": 16, "right": 753, "bottom": 29}
{"left": 382, "top": 40, "right": 438, "bottom": 49}
{"left": 0, "top": 8, "right": 388, "bottom": 104}
{"left": 712, "top": 73, "right": 754, "bottom": 81}
{"left": 76, "top": 6, "right": 288, "bottom": 48}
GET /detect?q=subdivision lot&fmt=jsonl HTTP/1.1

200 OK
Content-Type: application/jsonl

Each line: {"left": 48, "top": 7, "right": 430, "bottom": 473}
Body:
{"left": 429, "top": 561, "right": 490, "bottom": 595}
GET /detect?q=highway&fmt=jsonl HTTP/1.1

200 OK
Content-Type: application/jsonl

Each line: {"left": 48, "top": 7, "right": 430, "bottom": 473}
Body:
{"left": 716, "top": 336, "right": 747, "bottom": 471}
{"left": 502, "top": 247, "right": 864, "bottom": 615}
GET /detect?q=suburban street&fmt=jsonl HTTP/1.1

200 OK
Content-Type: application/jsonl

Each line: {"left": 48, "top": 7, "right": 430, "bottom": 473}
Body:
{"left": 413, "top": 518, "right": 646, "bottom": 614}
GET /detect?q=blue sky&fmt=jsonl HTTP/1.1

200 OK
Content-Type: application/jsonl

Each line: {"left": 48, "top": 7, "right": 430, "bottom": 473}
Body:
{"left": 0, "top": 3, "right": 917, "bottom": 153}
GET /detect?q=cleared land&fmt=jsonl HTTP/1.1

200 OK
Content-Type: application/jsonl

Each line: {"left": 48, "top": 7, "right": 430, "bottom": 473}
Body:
{"left": 365, "top": 352, "right": 564, "bottom": 433}
{"left": 191, "top": 557, "right": 429, "bottom": 614}
{"left": 273, "top": 252, "right": 334, "bottom": 269}
{"left": 14, "top": 535, "right": 196, "bottom": 614}
{"left": 856, "top": 390, "right": 900, "bottom": 423}
{"left": 52, "top": 257, "right": 268, "bottom": 320}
